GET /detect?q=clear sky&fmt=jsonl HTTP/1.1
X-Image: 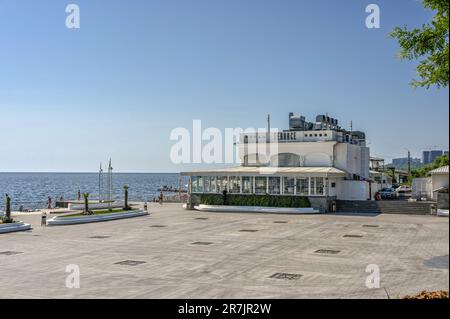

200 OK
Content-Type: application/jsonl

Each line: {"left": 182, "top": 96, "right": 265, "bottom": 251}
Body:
{"left": 0, "top": 0, "right": 448, "bottom": 172}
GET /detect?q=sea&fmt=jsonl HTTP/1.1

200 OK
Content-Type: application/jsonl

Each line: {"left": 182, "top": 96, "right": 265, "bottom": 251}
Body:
{"left": 0, "top": 172, "right": 187, "bottom": 210}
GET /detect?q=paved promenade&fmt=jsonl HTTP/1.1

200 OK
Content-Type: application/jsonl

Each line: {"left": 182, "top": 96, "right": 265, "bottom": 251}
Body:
{"left": 1, "top": 203, "right": 448, "bottom": 298}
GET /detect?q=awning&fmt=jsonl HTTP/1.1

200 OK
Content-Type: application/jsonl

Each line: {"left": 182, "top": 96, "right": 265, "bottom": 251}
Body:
{"left": 181, "top": 166, "right": 347, "bottom": 177}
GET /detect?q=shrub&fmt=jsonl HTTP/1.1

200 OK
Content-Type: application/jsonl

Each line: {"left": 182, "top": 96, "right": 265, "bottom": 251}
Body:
{"left": 199, "top": 194, "right": 310, "bottom": 208}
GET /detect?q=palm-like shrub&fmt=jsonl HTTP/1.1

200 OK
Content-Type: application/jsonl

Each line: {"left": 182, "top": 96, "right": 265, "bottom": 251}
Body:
{"left": 2, "top": 194, "right": 14, "bottom": 223}
{"left": 123, "top": 185, "right": 131, "bottom": 210}
{"left": 82, "top": 192, "right": 92, "bottom": 215}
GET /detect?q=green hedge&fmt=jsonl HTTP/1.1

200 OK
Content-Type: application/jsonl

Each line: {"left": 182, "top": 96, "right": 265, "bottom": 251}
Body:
{"left": 199, "top": 194, "right": 310, "bottom": 208}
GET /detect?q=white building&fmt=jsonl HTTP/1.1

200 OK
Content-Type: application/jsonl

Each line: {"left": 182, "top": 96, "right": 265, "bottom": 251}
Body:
{"left": 181, "top": 114, "right": 374, "bottom": 212}
{"left": 412, "top": 165, "right": 449, "bottom": 201}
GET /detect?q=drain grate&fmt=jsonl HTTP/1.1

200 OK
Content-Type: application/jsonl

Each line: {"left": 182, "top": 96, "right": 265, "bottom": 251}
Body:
{"left": 239, "top": 229, "right": 259, "bottom": 232}
{"left": 362, "top": 224, "right": 379, "bottom": 228}
{"left": 191, "top": 241, "right": 213, "bottom": 245}
{"left": 195, "top": 217, "right": 209, "bottom": 220}
{"left": 343, "top": 234, "right": 363, "bottom": 238}
{"left": 315, "top": 249, "right": 340, "bottom": 255}
{"left": 273, "top": 221, "right": 288, "bottom": 224}
{"left": 89, "top": 235, "right": 111, "bottom": 239}
{"left": 270, "top": 273, "right": 302, "bottom": 280}
{"left": 114, "top": 260, "right": 147, "bottom": 266}
{"left": 150, "top": 225, "right": 167, "bottom": 228}
{"left": 0, "top": 251, "right": 23, "bottom": 256}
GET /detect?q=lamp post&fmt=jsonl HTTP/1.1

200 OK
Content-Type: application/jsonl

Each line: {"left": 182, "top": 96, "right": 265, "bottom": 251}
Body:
{"left": 404, "top": 148, "right": 411, "bottom": 176}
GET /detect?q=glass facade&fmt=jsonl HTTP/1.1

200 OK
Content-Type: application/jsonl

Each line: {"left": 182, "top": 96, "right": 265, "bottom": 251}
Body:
{"left": 242, "top": 176, "right": 253, "bottom": 193}
{"left": 191, "top": 175, "right": 327, "bottom": 196}
{"left": 296, "top": 178, "right": 309, "bottom": 195}
{"left": 210, "top": 176, "right": 216, "bottom": 193}
{"left": 315, "top": 177, "right": 324, "bottom": 195}
{"left": 229, "top": 176, "right": 241, "bottom": 193}
{"left": 268, "top": 177, "right": 281, "bottom": 194}
{"left": 203, "top": 176, "right": 211, "bottom": 193}
{"left": 283, "top": 177, "right": 295, "bottom": 194}
{"left": 255, "top": 177, "right": 267, "bottom": 194}
{"left": 216, "top": 176, "right": 227, "bottom": 193}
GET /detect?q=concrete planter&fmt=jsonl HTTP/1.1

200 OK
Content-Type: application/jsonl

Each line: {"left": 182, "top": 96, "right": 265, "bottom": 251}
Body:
{"left": 194, "top": 204, "right": 319, "bottom": 214}
{"left": 47, "top": 210, "right": 148, "bottom": 226}
{"left": 68, "top": 201, "right": 124, "bottom": 211}
{"left": 437, "top": 209, "right": 449, "bottom": 217}
{"left": 0, "top": 221, "right": 32, "bottom": 234}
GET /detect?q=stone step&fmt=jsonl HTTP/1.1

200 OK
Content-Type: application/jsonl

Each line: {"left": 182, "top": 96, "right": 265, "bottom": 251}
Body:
{"left": 336, "top": 200, "right": 435, "bottom": 215}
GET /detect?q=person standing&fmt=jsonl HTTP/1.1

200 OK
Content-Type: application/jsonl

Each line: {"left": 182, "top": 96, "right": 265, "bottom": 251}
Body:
{"left": 47, "top": 196, "right": 52, "bottom": 209}
{"left": 77, "top": 190, "right": 81, "bottom": 201}
{"left": 158, "top": 191, "right": 164, "bottom": 205}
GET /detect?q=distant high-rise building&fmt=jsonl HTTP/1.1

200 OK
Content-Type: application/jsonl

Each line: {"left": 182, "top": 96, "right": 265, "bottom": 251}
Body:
{"left": 392, "top": 157, "right": 421, "bottom": 168}
{"left": 423, "top": 150, "right": 444, "bottom": 164}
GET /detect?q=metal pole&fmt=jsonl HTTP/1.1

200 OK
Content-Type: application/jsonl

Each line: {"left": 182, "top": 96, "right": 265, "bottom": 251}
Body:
{"left": 408, "top": 150, "right": 411, "bottom": 175}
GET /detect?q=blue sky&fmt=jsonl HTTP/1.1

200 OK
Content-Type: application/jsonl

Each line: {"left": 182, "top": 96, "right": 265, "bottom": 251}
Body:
{"left": 0, "top": 0, "right": 448, "bottom": 172}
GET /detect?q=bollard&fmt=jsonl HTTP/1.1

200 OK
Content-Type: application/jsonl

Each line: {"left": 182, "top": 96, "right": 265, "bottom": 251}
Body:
{"left": 430, "top": 204, "right": 437, "bottom": 215}
{"left": 144, "top": 202, "right": 148, "bottom": 212}
{"left": 41, "top": 213, "right": 47, "bottom": 226}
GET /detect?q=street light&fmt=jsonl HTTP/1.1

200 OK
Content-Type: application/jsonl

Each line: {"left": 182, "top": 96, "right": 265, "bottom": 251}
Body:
{"left": 404, "top": 148, "right": 411, "bottom": 175}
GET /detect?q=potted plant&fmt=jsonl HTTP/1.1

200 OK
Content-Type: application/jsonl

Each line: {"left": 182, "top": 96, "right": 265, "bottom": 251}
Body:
{"left": 82, "top": 192, "right": 93, "bottom": 215}
{"left": 123, "top": 185, "right": 131, "bottom": 210}
{"left": 2, "top": 194, "right": 13, "bottom": 223}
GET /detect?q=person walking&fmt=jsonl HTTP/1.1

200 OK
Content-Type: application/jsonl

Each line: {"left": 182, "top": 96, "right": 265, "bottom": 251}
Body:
{"left": 158, "top": 191, "right": 164, "bottom": 205}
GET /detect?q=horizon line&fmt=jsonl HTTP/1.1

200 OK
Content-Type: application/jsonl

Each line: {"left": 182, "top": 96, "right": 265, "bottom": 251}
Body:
{"left": 0, "top": 171, "right": 182, "bottom": 174}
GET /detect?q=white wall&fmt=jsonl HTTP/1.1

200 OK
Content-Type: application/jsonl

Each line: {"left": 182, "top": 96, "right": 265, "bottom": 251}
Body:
{"left": 412, "top": 177, "right": 431, "bottom": 199}
{"left": 237, "top": 141, "right": 335, "bottom": 167}
{"left": 336, "top": 180, "right": 370, "bottom": 200}
{"left": 431, "top": 174, "right": 449, "bottom": 200}
{"left": 334, "top": 143, "right": 370, "bottom": 179}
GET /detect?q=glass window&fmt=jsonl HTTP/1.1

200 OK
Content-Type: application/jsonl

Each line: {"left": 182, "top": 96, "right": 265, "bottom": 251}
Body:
{"left": 203, "top": 176, "right": 211, "bottom": 193}
{"left": 210, "top": 176, "right": 217, "bottom": 193}
{"left": 310, "top": 177, "right": 315, "bottom": 195}
{"left": 217, "top": 176, "right": 228, "bottom": 193}
{"left": 197, "top": 176, "right": 204, "bottom": 193}
{"left": 255, "top": 177, "right": 267, "bottom": 194}
{"left": 191, "top": 176, "right": 198, "bottom": 193}
{"left": 315, "top": 177, "right": 324, "bottom": 195}
{"left": 268, "top": 177, "right": 281, "bottom": 194}
{"left": 229, "top": 176, "right": 241, "bottom": 193}
{"left": 242, "top": 176, "right": 253, "bottom": 193}
{"left": 283, "top": 177, "right": 295, "bottom": 194}
{"left": 296, "top": 178, "right": 309, "bottom": 195}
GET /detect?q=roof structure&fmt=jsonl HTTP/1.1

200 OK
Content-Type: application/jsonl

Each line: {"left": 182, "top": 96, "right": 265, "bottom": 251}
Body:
{"left": 429, "top": 165, "right": 449, "bottom": 175}
{"left": 181, "top": 166, "right": 347, "bottom": 177}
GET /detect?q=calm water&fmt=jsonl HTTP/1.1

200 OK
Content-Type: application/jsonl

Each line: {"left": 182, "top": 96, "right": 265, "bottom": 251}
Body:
{"left": 0, "top": 173, "right": 187, "bottom": 210}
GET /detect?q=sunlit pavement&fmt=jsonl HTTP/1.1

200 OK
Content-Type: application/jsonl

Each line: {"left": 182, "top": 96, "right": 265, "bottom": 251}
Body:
{"left": 1, "top": 203, "right": 448, "bottom": 299}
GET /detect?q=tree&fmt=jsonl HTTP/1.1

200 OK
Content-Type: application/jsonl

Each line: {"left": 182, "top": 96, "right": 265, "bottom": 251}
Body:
{"left": 390, "top": 0, "right": 449, "bottom": 88}
{"left": 410, "top": 154, "right": 449, "bottom": 179}
{"left": 123, "top": 185, "right": 131, "bottom": 210}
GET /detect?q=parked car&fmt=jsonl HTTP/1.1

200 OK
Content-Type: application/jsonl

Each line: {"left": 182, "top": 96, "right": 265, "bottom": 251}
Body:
{"left": 395, "top": 185, "right": 412, "bottom": 194}
{"left": 379, "top": 188, "right": 397, "bottom": 199}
